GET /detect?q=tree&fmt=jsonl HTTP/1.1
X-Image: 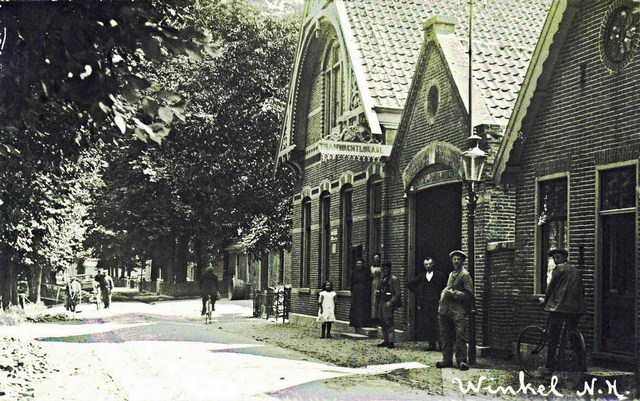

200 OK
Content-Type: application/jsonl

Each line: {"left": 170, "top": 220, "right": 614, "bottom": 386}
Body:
{"left": 89, "top": 0, "right": 300, "bottom": 284}
{"left": 0, "top": 1, "right": 216, "bottom": 306}
{"left": 0, "top": 1, "right": 216, "bottom": 152}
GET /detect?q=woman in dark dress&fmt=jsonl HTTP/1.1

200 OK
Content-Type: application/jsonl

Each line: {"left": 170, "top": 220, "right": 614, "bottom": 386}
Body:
{"left": 349, "top": 258, "right": 371, "bottom": 330}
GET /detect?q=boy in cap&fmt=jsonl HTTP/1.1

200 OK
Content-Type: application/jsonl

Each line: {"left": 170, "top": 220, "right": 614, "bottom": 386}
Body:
{"left": 436, "top": 250, "right": 474, "bottom": 371}
{"left": 541, "top": 247, "right": 585, "bottom": 375}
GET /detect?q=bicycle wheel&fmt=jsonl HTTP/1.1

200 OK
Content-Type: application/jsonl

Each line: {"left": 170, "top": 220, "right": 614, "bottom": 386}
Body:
{"left": 517, "top": 325, "right": 548, "bottom": 379}
{"left": 556, "top": 330, "right": 586, "bottom": 388}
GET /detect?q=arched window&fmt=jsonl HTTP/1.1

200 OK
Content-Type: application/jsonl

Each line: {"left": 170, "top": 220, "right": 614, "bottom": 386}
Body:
{"left": 340, "top": 185, "right": 353, "bottom": 289}
{"left": 318, "top": 192, "right": 331, "bottom": 287}
{"left": 301, "top": 198, "right": 312, "bottom": 287}
{"left": 323, "top": 41, "right": 342, "bottom": 137}
{"left": 367, "top": 177, "right": 382, "bottom": 264}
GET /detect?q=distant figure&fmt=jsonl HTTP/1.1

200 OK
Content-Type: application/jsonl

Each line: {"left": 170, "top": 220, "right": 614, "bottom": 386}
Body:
{"left": 370, "top": 253, "right": 382, "bottom": 323}
{"left": 317, "top": 281, "right": 337, "bottom": 338}
{"left": 407, "top": 257, "right": 447, "bottom": 350}
{"left": 65, "top": 278, "right": 82, "bottom": 312}
{"left": 104, "top": 270, "right": 115, "bottom": 307}
{"left": 94, "top": 269, "right": 112, "bottom": 308}
{"left": 199, "top": 267, "right": 219, "bottom": 315}
{"left": 349, "top": 258, "right": 371, "bottom": 330}
{"left": 375, "top": 262, "right": 401, "bottom": 349}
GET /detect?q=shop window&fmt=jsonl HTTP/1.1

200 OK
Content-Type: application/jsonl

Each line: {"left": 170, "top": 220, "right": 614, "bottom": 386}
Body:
{"left": 537, "top": 177, "right": 568, "bottom": 293}
{"left": 301, "top": 199, "right": 311, "bottom": 287}
{"left": 340, "top": 185, "right": 353, "bottom": 289}
{"left": 323, "top": 41, "right": 342, "bottom": 138}
{"left": 368, "top": 178, "right": 382, "bottom": 263}
{"left": 319, "top": 193, "right": 331, "bottom": 287}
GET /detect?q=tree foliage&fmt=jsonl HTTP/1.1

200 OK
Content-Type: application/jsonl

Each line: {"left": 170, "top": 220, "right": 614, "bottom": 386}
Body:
{"left": 0, "top": 0, "right": 216, "bottom": 305}
{"left": 88, "top": 0, "right": 300, "bottom": 282}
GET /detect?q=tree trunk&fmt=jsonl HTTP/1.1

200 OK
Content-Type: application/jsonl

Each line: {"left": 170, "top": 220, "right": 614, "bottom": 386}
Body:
{"left": 160, "top": 235, "right": 175, "bottom": 283}
{"left": 151, "top": 238, "right": 166, "bottom": 281}
{"left": 0, "top": 248, "right": 10, "bottom": 308}
{"left": 28, "top": 263, "right": 42, "bottom": 304}
{"left": 174, "top": 233, "right": 190, "bottom": 283}
{"left": 194, "top": 237, "right": 208, "bottom": 283}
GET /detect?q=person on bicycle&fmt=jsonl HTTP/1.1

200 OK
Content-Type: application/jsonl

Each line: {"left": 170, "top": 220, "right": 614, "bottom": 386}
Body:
{"left": 541, "top": 247, "right": 585, "bottom": 374}
{"left": 199, "top": 267, "right": 219, "bottom": 315}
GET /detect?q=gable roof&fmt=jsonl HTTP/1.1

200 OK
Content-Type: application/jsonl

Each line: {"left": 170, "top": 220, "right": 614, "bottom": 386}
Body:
{"left": 341, "top": 0, "right": 550, "bottom": 120}
{"left": 493, "top": 0, "right": 580, "bottom": 184}
{"left": 276, "top": 0, "right": 552, "bottom": 172}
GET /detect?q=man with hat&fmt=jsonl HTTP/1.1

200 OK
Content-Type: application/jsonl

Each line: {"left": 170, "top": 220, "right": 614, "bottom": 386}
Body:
{"left": 436, "top": 250, "right": 474, "bottom": 371}
{"left": 541, "top": 247, "right": 585, "bottom": 374}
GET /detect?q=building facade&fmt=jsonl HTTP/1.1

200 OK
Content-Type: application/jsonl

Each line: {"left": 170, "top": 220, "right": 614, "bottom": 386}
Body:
{"left": 276, "top": 0, "right": 550, "bottom": 342}
{"left": 493, "top": 0, "right": 639, "bottom": 366}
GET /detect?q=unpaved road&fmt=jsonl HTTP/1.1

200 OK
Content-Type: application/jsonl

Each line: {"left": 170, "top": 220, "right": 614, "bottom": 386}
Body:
{"left": 1, "top": 299, "right": 431, "bottom": 401}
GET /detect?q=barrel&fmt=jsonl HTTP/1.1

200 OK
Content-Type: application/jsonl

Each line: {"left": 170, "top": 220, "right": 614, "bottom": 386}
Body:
{"left": 230, "top": 277, "right": 250, "bottom": 300}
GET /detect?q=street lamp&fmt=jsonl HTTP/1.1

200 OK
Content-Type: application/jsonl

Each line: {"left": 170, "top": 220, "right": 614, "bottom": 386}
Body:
{"left": 459, "top": 0, "right": 487, "bottom": 366}
{"left": 461, "top": 135, "right": 486, "bottom": 367}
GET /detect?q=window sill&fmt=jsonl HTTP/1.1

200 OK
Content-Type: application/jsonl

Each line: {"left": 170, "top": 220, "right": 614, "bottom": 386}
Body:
{"left": 295, "top": 288, "right": 311, "bottom": 294}
{"left": 336, "top": 290, "right": 352, "bottom": 297}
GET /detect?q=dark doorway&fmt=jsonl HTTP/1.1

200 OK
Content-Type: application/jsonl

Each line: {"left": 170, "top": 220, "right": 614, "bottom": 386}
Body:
{"left": 600, "top": 212, "right": 636, "bottom": 355}
{"left": 414, "top": 183, "right": 462, "bottom": 340}
{"left": 599, "top": 166, "right": 636, "bottom": 356}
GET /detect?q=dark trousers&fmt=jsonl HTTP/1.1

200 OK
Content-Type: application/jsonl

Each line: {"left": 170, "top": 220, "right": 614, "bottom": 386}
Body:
{"left": 546, "top": 312, "right": 579, "bottom": 369}
{"left": 202, "top": 294, "right": 216, "bottom": 313}
{"left": 100, "top": 286, "right": 110, "bottom": 308}
{"left": 381, "top": 323, "right": 395, "bottom": 343}
{"left": 439, "top": 313, "right": 467, "bottom": 364}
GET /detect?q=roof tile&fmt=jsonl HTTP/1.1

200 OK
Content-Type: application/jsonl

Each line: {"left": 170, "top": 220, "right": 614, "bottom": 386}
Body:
{"left": 342, "top": 0, "right": 551, "bottom": 122}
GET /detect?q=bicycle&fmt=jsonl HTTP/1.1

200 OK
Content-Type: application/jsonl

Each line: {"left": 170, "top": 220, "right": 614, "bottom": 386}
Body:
{"left": 204, "top": 295, "right": 213, "bottom": 324}
{"left": 517, "top": 315, "right": 586, "bottom": 386}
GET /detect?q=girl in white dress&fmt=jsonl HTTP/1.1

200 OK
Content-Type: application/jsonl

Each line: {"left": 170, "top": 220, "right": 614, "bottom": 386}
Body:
{"left": 317, "top": 281, "right": 337, "bottom": 338}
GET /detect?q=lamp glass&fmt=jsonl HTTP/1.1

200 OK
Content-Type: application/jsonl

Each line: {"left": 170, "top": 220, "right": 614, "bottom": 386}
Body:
{"left": 462, "top": 145, "right": 487, "bottom": 183}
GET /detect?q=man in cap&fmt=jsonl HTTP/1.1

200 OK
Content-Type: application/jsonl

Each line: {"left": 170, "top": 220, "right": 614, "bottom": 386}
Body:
{"left": 541, "top": 247, "right": 585, "bottom": 374}
{"left": 199, "top": 266, "right": 219, "bottom": 315}
{"left": 374, "top": 262, "right": 401, "bottom": 349}
{"left": 94, "top": 268, "right": 112, "bottom": 308}
{"left": 436, "top": 250, "right": 474, "bottom": 371}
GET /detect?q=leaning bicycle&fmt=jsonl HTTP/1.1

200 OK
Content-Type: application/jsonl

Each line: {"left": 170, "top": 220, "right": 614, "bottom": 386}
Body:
{"left": 517, "top": 316, "right": 586, "bottom": 386}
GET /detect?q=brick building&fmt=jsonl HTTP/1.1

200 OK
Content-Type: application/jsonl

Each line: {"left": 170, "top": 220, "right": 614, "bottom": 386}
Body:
{"left": 493, "top": 0, "right": 639, "bottom": 367}
{"left": 275, "top": 0, "right": 549, "bottom": 341}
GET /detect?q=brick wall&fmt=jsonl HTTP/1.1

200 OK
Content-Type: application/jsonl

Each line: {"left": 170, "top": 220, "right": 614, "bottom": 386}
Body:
{"left": 386, "top": 40, "right": 516, "bottom": 339}
{"left": 290, "top": 156, "right": 383, "bottom": 321}
{"left": 511, "top": 1, "right": 640, "bottom": 358}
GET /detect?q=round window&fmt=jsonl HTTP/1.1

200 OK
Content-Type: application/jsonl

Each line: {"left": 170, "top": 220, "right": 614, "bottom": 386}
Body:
{"left": 600, "top": 1, "right": 640, "bottom": 72}
{"left": 426, "top": 85, "right": 439, "bottom": 121}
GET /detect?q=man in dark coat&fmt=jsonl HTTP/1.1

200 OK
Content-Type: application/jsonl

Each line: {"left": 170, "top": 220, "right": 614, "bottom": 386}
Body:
{"left": 407, "top": 257, "right": 447, "bottom": 350}
{"left": 94, "top": 269, "right": 111, "bottom": 308}
{"left": 437, "top": 250, "right": 474, "bottom": 371}
{"left": 199, "top": 267, "right": 219, "bottom": 315}
{"left": 375, "top": 262, "right": 401, "bottom": 349}
{"left": 542, "top": 247, "right": 585, "bottom": 374}
{"left": 349, "top": 258, "right": 371, "bottom": 329}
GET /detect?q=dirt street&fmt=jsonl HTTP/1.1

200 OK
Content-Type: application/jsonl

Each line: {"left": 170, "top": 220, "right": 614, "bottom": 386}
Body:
{"left": 0, "top": 299, "right": 433, "bottom": 401}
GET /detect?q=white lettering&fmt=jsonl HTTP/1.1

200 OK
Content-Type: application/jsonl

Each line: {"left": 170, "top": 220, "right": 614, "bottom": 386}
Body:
{"left": 606, "top": 380, "right": 627, "bottom": 400}
{"left": 577, "top": 378, "right": 597, "bottom": 397}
